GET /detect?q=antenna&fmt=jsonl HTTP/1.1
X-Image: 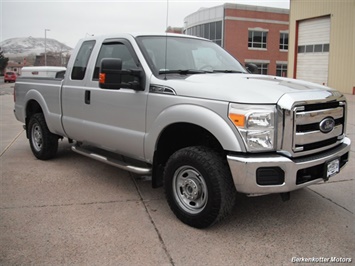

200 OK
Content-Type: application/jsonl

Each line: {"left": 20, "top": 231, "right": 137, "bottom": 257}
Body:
{"left": 164, "top": 0, "right": 169, "bottom": 80}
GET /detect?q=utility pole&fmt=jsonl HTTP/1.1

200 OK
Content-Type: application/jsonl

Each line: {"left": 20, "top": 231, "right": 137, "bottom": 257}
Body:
{"left": 44, "top": 29, "right": 50, "bottom": 66}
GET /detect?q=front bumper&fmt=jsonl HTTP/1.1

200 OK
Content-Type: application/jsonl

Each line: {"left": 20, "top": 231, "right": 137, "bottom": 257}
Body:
{"left": 227, "top": 137, "right": 351, "bottom": 196}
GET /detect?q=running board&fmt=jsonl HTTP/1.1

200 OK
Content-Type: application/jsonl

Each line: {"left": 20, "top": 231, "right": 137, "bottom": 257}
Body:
{"left": 71, "top": 145, "right": 152, "bottom": 175}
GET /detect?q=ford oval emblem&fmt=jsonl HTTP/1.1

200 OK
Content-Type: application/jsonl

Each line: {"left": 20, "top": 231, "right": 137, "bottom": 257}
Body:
{"left": 319, "top": 117, "right": 335, "bottom": 133}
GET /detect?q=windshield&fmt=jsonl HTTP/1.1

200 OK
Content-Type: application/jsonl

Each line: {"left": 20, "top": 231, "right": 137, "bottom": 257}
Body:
{"left": 136, "top": 36, "right": 247, "bottom": 77}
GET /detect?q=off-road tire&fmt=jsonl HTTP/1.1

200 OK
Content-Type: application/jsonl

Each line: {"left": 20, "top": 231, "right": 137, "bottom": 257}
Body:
{"left": 28, "top": 113, "right": 58, "bottom": 160}
{"left": 164, "top": 146, "right": 236, "bottom": 228}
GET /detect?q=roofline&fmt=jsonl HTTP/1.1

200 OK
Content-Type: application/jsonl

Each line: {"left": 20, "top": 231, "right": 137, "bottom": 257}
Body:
{"left": 184, "top": 3, "right": 289, "bottom": 22}
{"left": 79, "top": 32, "right": 207, "bottom": 43}
{"left": 223, "top": 3, "right": 289, "bottom": 14}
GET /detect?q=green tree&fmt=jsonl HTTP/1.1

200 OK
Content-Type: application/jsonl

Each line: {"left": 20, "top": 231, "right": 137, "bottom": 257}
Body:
{"left": 0, "top": 48, "right": 9, "bottom": 75}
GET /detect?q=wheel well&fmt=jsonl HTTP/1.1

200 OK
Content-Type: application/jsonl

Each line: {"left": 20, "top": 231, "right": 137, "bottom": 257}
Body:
{"left": 152, "top": 123, "right": 225, "bottom": 188}
{"left": 25, "top": 100, "right": 43, "bottom": 137}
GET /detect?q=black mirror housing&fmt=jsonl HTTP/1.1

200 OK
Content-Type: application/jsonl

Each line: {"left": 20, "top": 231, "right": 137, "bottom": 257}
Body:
{"left": 99, "top": 58, "right": 123, "bottom": 89}
{"left": 99, "top": 58, "right": 144, "bottom": 90}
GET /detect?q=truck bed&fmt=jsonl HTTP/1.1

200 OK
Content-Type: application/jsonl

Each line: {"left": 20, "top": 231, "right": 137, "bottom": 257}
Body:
{"left": 14, "top": 77, "right": 66, "bottom": 137}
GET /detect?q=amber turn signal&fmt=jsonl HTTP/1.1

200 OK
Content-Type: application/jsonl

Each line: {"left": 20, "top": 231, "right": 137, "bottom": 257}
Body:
{"left": 99, "top": 73, "right": 106, "bottom": 84}
{"left": 229, "top": 113, "right": 245, "bottom": 127}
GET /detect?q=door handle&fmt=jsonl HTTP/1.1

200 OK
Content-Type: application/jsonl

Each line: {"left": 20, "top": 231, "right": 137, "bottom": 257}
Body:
{"left": 85, "top": 90, "right": 91, "bottom": 104}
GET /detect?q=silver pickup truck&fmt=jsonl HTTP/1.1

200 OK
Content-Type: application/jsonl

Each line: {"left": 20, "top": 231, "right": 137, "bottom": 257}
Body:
{"left": 14, "top": 33, "right": 351, "bottom": 228}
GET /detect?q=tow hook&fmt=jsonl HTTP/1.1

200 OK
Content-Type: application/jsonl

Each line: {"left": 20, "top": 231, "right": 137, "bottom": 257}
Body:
{"left": 280, "top": 192, "right": 290, "bottom": 202}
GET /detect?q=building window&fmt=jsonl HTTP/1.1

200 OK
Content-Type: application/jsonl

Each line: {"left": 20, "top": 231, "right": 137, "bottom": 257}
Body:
{"left": 257, "top": 63, "right": 268, "bottom": 74}
{"left": 246, "top": 60, "right": 269, "bottom": 75}
{"left": 323, "top": 44, "right": 329, "bottom": 52}
{"left": 279, "top": 32, "right": 288, "bottom": 50}
{"left": 246, "top": 63, "right": 268, "bottom": 74}
{"left": 248, "top": 30, "right": 268, "bottom": 49}
{"left": 306, "top": 45, "right": 313, "bottom": 53}
{"left": 276, "top": 64, "right": 287, "bottom": 77}
{"left": 298, "top": 43, "right": 329, "bottom": 53}
{"left": 186, "top": 21, "right": 222, "bottom": 46}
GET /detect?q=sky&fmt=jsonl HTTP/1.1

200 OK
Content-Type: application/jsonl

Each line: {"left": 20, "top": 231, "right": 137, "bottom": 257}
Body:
{"left": 0, "top": 0, "right": 289, "bottom": 49}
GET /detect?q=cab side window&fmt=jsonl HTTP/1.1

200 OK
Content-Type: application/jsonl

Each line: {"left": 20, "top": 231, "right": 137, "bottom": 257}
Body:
{"left": 71, "top": 40, "right": 95, "bottom": 80}
{"left": 93, "top": 42, "right": 138, "bottom": 84}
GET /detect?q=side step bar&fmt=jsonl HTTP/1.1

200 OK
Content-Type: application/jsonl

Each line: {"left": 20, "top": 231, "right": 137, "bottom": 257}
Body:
{"left": 71, "top": 145, "right": 152, "bottom": 175}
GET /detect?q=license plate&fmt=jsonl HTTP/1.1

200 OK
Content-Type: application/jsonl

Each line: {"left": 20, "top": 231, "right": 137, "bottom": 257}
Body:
{"left": 326, "top": 158, "right": 340, "bottom": 178}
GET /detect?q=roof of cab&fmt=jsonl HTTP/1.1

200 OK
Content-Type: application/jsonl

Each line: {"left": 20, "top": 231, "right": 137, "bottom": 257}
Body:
{"left": 80, "top": 32, "right": 207, "bottom": 42}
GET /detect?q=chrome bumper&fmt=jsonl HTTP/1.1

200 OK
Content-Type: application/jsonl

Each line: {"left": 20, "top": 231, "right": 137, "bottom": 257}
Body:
{"left": 227, "top": 137, "right": 351, "bottom": 196}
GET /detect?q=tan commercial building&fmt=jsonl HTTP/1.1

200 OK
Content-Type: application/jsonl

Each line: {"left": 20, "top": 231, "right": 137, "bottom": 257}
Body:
{"left": 288, "top": 0, "right": 355, "bottom": 94}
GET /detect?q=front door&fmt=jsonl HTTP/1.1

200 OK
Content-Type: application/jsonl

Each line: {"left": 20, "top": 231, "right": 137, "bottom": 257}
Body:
{"left": 63, "top": 39, "right": 148, "bottom": 160}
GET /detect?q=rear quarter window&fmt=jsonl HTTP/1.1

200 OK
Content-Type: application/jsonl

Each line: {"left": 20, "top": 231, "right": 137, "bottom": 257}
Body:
{"left": 71, "top": 40, "right": 96, "bottom": 80}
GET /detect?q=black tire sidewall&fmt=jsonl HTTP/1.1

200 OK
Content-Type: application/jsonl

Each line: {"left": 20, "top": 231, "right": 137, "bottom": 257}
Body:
{"left": 164, "top": 146, "right": 232, "bottom": 228}
{"left": 28, "top": 113, "right": 58, "bottom": 160}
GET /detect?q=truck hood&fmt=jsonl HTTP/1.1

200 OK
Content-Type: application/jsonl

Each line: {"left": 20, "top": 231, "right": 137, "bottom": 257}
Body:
{"left": 157, "top": 73, "right": 338, "bottom": 104}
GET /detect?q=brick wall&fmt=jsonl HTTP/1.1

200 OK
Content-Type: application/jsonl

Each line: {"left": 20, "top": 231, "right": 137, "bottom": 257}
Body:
{"left": 224, "top": 8, "right": 289, "bottom": 75}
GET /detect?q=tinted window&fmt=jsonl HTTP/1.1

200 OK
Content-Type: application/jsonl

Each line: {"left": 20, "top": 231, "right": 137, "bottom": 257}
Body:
{"left": 186, "top": 21, "right": 222, "bottom": 46}
{"left": 71, "top": 40, "right": 95, "bottom": 80}
{"left": 210, "top": 22, "right": 216, "bottom": 40}
{"left": 204, "top": 23, "right": 210, "bottom": 39}
{"left": 93, "top": 42, "right": 138, "bottom": 83}
{"left": 298, "top": 45, "right": 305, "bottom": 53}
{"left": 314, "top": 44, "right": 323, "bottom": 52}
{"left": 306, "top": 45, "right": 313, "bottom": 53}
{"left": 216, "top": 21, "right": 222, "bottom": 40}
{"left": 323, "top": 43, "right": 329, "bottom": 52}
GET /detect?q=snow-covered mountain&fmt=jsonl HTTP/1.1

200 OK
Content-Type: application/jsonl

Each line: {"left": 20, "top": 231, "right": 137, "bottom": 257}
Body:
{"left": 0, "top": 37, "right": 73, "bottom": 58}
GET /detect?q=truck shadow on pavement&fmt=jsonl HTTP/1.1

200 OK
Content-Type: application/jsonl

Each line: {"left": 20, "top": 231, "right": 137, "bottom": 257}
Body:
{"left": 53, "top": 140, "right": 342, "bottom": 233}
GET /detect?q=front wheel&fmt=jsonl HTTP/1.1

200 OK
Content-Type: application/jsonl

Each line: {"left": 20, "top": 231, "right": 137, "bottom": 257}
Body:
{"left": 28, "top": 113, "right": 58, "bottom": 160}
{"left": 164, "top": 146, "right": 236, "bottom": 228}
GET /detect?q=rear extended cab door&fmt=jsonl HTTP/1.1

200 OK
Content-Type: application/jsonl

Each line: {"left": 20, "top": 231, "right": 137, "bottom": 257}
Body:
{"left": 61, "top": 36, "right": 148, "bottom": 160}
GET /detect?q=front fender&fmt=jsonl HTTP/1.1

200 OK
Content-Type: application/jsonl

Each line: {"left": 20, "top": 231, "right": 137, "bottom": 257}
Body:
{"left": 144, "top": 104, "right": 245, "bottom": 162}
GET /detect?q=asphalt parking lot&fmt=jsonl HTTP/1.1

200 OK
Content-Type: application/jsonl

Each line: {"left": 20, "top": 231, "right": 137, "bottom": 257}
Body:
{"left": 1, "top": 82, "right": 354, "bottom": 265}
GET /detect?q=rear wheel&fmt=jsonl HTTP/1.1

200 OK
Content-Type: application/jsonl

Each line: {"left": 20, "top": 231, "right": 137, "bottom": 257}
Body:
{"left": 28, "top": 113, "right": 58, "bottom": 160}
{"left": 164, "top": 146, "right": 236, "bottom": 228}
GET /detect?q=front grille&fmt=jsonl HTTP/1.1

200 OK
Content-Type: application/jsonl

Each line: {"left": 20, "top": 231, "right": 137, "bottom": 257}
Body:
{"left": 292, "top": 101, "right": 345, "bottom": 155}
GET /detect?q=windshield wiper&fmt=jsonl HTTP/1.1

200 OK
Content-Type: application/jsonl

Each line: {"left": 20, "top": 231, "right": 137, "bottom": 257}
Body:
{"left": 159, "top": 69, "right": 209, "bottom": 75}
{"left": 212, "top": 70, "right": 246, "bottom": 73}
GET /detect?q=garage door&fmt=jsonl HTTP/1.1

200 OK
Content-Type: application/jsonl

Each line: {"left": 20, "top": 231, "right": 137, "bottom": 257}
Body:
{"left": 296, "top": 16, "right": 330, "bottom": 85}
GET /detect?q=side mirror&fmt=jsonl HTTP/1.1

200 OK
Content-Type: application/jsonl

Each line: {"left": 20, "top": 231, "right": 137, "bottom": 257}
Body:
{"left": 99, "top": 58, "right": 144, "bottom": 90}
{"left": 245, "top": 63, "right": 259, "bottom": 74}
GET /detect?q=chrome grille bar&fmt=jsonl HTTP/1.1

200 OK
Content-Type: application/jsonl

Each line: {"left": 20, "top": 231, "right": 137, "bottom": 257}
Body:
{"left": 295, "top": 125, "right": 343, "bottom": 145}
{"left": 295, "top": 107, "right": 343, "bottom": 125}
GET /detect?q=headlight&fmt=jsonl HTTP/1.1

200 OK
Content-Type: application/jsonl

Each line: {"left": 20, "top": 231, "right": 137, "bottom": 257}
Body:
{"left": 228, "top": 103, "right": 276, "bottom": 152}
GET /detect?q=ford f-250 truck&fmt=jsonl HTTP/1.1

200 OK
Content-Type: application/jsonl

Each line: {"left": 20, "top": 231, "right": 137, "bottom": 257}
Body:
{"left": 14, "top": 33, "right": 351, "bottom": 228}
